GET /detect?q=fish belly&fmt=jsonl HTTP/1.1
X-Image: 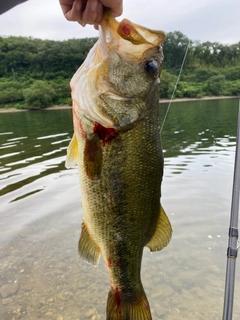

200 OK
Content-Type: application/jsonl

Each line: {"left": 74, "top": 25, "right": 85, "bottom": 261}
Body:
{"left": 77, "top": 114, "right": 163, "bottom": 319}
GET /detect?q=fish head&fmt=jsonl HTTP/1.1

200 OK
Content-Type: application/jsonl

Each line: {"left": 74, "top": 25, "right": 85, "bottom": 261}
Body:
{"left": 71, "top": 11, "right": 166, "bottom": 129}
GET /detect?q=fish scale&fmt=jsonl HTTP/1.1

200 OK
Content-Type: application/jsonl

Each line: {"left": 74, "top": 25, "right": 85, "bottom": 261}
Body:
{"left": 66, "top": 10, "right": 172, "bottom": 320}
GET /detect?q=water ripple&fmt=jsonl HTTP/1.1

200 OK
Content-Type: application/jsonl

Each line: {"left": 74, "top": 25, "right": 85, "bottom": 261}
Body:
{"left": 0, "top": 101, "right": 239, "bottom": 320}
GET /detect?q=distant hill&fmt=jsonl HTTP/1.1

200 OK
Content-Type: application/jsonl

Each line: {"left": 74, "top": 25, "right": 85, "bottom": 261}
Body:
{"left": 0, "top": 33, "right": 239, "bottom": 109}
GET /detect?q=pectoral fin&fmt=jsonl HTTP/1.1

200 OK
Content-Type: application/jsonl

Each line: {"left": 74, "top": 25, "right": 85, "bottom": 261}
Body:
{"left": 78, "top": 222, "right": 101, "bottom": 266}
{"left": 65, "top": 133, "right": 79, "bottom": 168}
{"left": 146, "top": 206, "right": 172, "bottom": 252}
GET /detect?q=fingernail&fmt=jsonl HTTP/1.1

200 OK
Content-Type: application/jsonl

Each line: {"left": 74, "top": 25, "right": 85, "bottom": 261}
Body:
{"left": 76, "top": 3, "right": 81, "bottom": 11}
{"left": 97, "top": 2, "right": 102, "bottom": 13}
{"left": 90, "top": 1, "right": 98, "bottom": 11}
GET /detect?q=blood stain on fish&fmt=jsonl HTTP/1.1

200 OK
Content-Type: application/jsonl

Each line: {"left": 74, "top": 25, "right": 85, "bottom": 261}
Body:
{"left": 73, "top": 108, "right": 85, "bottom": 138}
{"left": 121, "top": 24, "right": 131, "bottom": 36}
{"left": 107, "top": 258, "right": 112, "bottom": 268}
{"left": 114, "top": 287, "right": 121, "bottom": 310}
{"left": 93, "top": 122, "right": 118, "bottom": 146}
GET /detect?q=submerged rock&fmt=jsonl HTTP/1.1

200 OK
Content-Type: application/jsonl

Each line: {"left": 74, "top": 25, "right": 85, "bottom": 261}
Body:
{"left": 0, "top": 282, "right": 19, "bottom": 298}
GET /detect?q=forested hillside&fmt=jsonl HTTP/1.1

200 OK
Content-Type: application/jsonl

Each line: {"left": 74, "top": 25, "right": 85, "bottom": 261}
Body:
{"left": 0, "top": 32, "right": 239, "bottom": 109}
{"left": 161, "top": 32, "right": 240, "bottom": 99}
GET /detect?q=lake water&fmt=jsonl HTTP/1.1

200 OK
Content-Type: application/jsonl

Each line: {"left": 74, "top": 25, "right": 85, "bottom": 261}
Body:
{"left": 0, "top": 98, "right": 239, "bottom": 320}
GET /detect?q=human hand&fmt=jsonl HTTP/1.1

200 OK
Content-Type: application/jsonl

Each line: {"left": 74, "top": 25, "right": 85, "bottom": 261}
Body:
{"left": 59, "top": 0, "right": 123, "bottom": 28}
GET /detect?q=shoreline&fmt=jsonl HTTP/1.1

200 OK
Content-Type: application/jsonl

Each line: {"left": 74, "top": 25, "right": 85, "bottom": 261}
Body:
{"left": 0, "top": 105, "right": 72, "bottom": 113}
{"left": 159, "top": 95, "right": 238, "bottom": 103}
{"left": 0, "top": 96, "right": 238, "bottom": 113}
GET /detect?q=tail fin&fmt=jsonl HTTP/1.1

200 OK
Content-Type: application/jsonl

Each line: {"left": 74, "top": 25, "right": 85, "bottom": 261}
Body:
{"left": 106, "top": 287, "right": 152, "bottom": 320}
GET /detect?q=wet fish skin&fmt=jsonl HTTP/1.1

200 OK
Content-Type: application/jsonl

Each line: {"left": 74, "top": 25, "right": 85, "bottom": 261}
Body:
{"left": 66, "top": 11, "right": 172, "bottom": 320}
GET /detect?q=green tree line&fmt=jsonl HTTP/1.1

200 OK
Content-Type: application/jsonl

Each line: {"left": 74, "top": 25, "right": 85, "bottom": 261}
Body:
{"left": 0, "top": 32, "right": 239, "bottom": 109}
{"left": 161, "top": 31, "right": 240, "bottom": 98}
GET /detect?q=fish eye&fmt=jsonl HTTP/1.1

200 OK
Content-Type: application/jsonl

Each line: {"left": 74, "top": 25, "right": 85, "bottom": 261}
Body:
{"left": 144, "top": 60, "right": 158, "bottom": 76}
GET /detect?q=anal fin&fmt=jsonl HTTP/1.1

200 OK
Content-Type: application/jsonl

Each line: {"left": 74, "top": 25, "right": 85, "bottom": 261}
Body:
{"left": 78, "top": 222, "right": 101, "bottom": 266}
{"left": 146, "top": 206, "right": 172, "bottom": 252}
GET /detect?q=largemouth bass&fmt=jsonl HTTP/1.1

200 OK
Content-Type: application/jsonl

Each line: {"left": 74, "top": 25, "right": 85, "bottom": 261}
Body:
{"left": 66, "top": 11, "right": 172, "bottom": 320}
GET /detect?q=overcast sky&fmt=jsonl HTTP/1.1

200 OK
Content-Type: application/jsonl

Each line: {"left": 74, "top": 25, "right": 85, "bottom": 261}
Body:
{"left": 0, "top": 0, "right": 239, "bottom": 44}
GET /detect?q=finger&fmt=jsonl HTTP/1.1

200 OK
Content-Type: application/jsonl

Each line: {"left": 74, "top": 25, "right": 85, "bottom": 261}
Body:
{"left": 99, "top": 0, "right": 123, "bottom": 17}
{"left": 81, "top": 0, "right": 98, "bottom": 25}
{"left": 95, "top": 2, "right": 103, "bottom": 24}
{"left": 59, "top": 0, "right": 74, "bottom": 15}
{"left": 61, "top": 0, "right": 83, "bottom": 21}
{"left": 111, "top": 3, "right": 123, "bottom": 18}
{"left": 86, "top": 1, "right": 103, "bottom": 25}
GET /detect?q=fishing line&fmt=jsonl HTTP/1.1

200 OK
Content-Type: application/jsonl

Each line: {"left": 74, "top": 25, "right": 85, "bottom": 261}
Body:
{"left": 160, "top": 0, "right": 207, "bottom": 133}
{"left": 160, "top": 39, "right": 191, "bottom": 134}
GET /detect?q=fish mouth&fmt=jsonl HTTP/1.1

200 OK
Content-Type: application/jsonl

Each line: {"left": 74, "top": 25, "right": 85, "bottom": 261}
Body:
{"left": 97, "top": 10, "right": 166, "bottom": 102}
{"left": 71, "top": 11, "right": 166, "bottom": 129}
{"left": 99, "top": 10, "right": 166, "bottom": 59}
